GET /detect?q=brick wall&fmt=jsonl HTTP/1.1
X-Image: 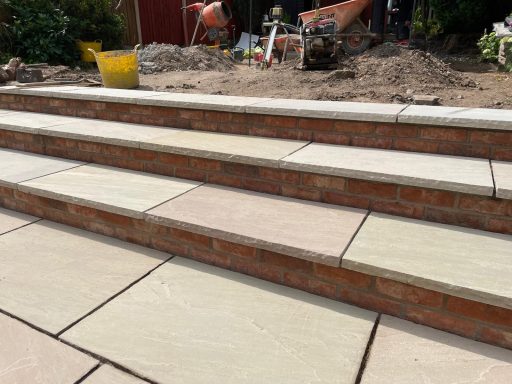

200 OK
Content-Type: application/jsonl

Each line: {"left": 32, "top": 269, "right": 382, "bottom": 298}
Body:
{"left": 0, "top": 185, "right": 510, "bottom": 350}
{"left": 1, "top": 94, "right": 511, "bottom": 160}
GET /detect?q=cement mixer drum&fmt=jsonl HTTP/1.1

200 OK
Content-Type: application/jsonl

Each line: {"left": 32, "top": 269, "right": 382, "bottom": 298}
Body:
{"left": 202, "top": 1, "right": 232, "bottom": 29}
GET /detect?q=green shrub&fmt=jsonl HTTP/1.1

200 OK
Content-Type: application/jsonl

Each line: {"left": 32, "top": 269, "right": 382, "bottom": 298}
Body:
{"left": 477, "top": 32, "right": 501, "bottom": 62}
{"left": 58, "top": 0, "right": 125, "bottom": 51}
{"left": 1, "top": 0, "right": 76, "bottom": 64}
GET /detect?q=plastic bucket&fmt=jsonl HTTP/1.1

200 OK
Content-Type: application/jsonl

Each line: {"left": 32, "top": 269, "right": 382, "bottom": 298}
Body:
{"left": 88, "top": 45, "right": 140, "bottom": 89}
{"left": 77, "top": 40, "right": 102, "bottom": 62}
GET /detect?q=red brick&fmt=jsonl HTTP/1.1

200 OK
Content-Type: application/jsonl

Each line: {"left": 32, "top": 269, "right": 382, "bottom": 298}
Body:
{"left": 248, "top": 125, "right": 278, "bottom": 137}
{"left": 190, "top": 120, "right": 219, "bottom": 131}
{"left": 348, "top": 180, "right": 397, "bottom": 199}
{"left": 189, "top": 158, "right": 222, "bottom": 171}
{"left": 263, "top": 115, "right": 297, "bottom": 128}
{"left": 242, "top": 179, "right": 280, "bottom": 194}
{"left": 399, "top": 187, "right": 457, "bottom": 207}
{"left": 493, "top": 148, "right": 512, "bottom": 161}
{"left": 259, "top": 168, "right": 300, "bottom": 184}
{"left": 371, "top": 201, "right": 424, "bottom": 219}
{"left": 189, "top": 247, "right": 230, "bottom": 269}
{"left": 108, "top": 158, "right": 144, "bottom": 171}
{"left": 114, "top": 226, "right": 148, "bottom": 246}
{"left": 231, "top": 259, "right": 282, "bottom": 284}
{"left": 308, "top": 280, "right": 337, "bottom": 299}
{"left": 281, "top": 185, "right": 322, "bottom": 201}
{"left": 143, "top": 162, "right": 174, "bottom": 177}
{"left": 445, "top": 296, "right": 512, "bottom": 328}
{"left": 302, "top": 174, "right": 346, "bottom": 190}
{"left": 66, "top": 204, "right": 98, "bottom": 218}
{"left": 207, "top": 173, "right": 243, "bottom": 188}
{"left": 103, "top": 145, "right": 132, "bottom": 158}
{"left": 394, "top": 138, "right": 440, "bottom": 153}
{"left": 49, "top": 99, "right": 68, "bottom": 107}
{"left": 150, "top": 237, "right": 188, "bottom": 256}
{"left": 339, "top": 288, "right": 402, "bottom": 316}
{"left": 178, "top": 109, "right": 204, "bottom": 120}
{"left": 323, "top": 191, "right": 370, "bottom": 209}
{"left": 314, "top": 264, "right": 372, "bottom": 289}
{"left": 97, "top": 211, "right": 133, "bottom": 226}
{"left": 223, "top": 163, "right": 259, "bottom": 177}
{"left": 376, "top": 124, "right": 417, "bottom": 137}
{"left": 212, "top": 239, "right": 257, "bottom": 259}
{"left": 84, "top": 101, "right": 106, "bottom": 110}
{"left": 471, "top": 131, "right": 512, "bottom": 146}
{"left": 83, "top": 220, "right": 116, "bottom": 237}
{"left": 118, "top": 113, "right": 142, "bottom": 124}
{"left": 458, "top": 195, "right": 512, "bottom": 216}
{"left": 351, "top": 136, "right": 393, "bottom": 149}
{"left": 78, "top": 141, "right": 104, "bottom": 152}
{"left": 169, "top": 228, "right": 211, "bottom": 248}
{"left": 231, "top": 113, "right": 250, "bottom": 124}
{"left": 425, "top": 208, "right": 485, "bottom": 230}
{"left": 420, "top": 127, "right": 468, "bottom": 142}
{"left": 151, "top": 106, "right": 178, "bottom": 117}
{"left": 334, "top": 121, "right": 375, "bottom": 134}
{"left": 299, "top": 118, "right": 334, "bottom": 131}
{"left": 312, "top": 132, "right": 351, "bottom": 145}
{"left": 139, "top": 115, "right": 165, "bottom": 126}
{"left": 283, "top": 271, "right": 309, "bottom": 291}
{"left": 205, "top": 111, "right": 231, "bottom": 122}
{"left": 405, "top": 307, "right": 477, "bottom": 338}
{"left": 438, "top": 143, "right": 490, "bottom": 158}
{"left": 486, "top": 218, "right": 512, "bottom": 234}
{"left": 108, "top": 103, "right": 131, "bottom": 113}
{"left": 260, "top": 250, "right": 314, "bottom": 274}
{"left": 158, "top": 153, "right": 189, "bottom": 167}
{"left": 175, "top": 167, "right": 207, "bottom": 182}
{"left": 375, "top": 278, "right": 443, "bottom": 307}
{"left": 96, "top": 111, "right": 119, "bottom": 120}
{"left": 128, "top": 105, "right": 152, "bottom": 115}
{"left": 478, "top": 327, "right": 512, "bottom": 350}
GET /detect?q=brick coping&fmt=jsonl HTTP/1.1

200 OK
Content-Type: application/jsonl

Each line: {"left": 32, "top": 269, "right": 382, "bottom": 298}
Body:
{"left": 1, "top": 86, "right": 511, "bottom": 131}
{"left": 0, "top": 186, "right": 510, "bottom": 350}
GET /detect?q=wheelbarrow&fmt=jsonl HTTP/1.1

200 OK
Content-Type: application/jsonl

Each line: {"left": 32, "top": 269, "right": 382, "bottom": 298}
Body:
{"left": 299, "top": 0, "right": 373, "bottom": 55}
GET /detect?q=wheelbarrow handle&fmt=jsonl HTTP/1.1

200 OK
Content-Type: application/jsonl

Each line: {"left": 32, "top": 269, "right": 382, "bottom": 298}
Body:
{"left": 134, "top": 44, "right": 141, "bottom": 52}
{"left": 87, "top": 48, "right": 97, "bottom": 56}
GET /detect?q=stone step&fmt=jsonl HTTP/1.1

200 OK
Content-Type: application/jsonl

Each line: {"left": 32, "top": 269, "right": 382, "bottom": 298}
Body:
{"left": 2, "top": 209, "right": 510, "bottom": 383}
{"left": 1, "top": 86, "right": 511, "bottom": 160}
{"left": 0, "top": 151, "right": 511, "bottom": 350}
{"left": 0, "top": 112, "right": 510, "bottom": 235}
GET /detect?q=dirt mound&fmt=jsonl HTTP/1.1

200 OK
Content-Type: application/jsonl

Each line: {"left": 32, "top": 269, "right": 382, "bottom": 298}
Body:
{"left": 138, "top": 44, "right": 234, "bottom": 73}
{"left": 339, "top": 43, "right": 477, "bottom": 89}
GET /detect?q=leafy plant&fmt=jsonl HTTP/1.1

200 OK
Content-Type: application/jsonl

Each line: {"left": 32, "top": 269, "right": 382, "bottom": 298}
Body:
{"left": 477, "top": 31, "right": 501, "bottom": 62}
{"left": 412, "top": 8, "right": 443, "bottom": 40}
{"left": 2, "top": 0, "right": 76, "bottom": 64}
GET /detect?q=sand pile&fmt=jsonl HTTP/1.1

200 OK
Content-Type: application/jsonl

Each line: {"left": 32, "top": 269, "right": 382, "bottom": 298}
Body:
{"left": 138, "top": 44, "right": 234, "bottom": 73}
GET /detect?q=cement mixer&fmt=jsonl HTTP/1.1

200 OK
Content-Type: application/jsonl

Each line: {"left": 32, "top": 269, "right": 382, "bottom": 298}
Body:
{"left": 187, "top": 1, "right": 232, "bottom": 46}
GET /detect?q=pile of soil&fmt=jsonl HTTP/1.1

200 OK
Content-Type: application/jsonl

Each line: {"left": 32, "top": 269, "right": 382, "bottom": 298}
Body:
{"left": 342, "top": 43, "right": 478, "bottom": 89}
{"left": 138, "top": 44, "right": 234, "bottom": 74}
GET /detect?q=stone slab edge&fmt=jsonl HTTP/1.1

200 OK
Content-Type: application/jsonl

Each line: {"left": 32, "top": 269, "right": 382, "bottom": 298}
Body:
{"left": 279, "top": 160, "right": 495, "bottom": 196}
{"left": 341, "top": 258, "right": 512, "bottom": 310}
{"left": 145, "top": 213, "right": 342, "bottom": 267}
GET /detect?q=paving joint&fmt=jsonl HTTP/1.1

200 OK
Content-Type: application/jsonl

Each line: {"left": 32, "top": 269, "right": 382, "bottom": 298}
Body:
{"left": 73, "top": 363, "right": 101, "bottom": 384}
{"left": 338, "top": 210, "right": 371, "bottom": 267}
{"left": 355, "top": 314, "right": 381, "bottom": 384}
{"left": 0, "top": 217, "right": 43, "bottom": 237}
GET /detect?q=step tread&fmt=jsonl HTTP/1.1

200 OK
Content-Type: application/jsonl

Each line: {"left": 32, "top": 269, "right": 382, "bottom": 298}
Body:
{"left": 62, "top": 257, "right": 376, "bottom": 384}
{"left": 399, "top": 105, "right": 512, "bottom": 130}
{"left": 146, "top": 185, "right": 367, "bottom": 267}
{"left": 0, "top": 110, "right": 501, "bottom": 196}
{"left": 493, "top": 161, "right": 512, "bottom": 200}
{"left": 0, "top": 313, "right": 98, "bottom": 383}
{"left": 0, "top": 148, "right": 84, "bottom": 187}
{"left": 281, "top": 143, "right": 495, "bottom": 196}
{"left": 362, "top": 315, "right": 512, "bottom": 384}
{"left": 342, "top": 213, "right": 512, "bottom": 309}
{"left": 0, "top": 206, "right": 39, "bottom": 235}
{"left": 141, "top": 130, "right": 308, "bottom": 166}
{"left": 19, "top": 163, "right": 201, "bottom": 219}
{"left": 0, "top": 219, "right": 169, "bottom": 334}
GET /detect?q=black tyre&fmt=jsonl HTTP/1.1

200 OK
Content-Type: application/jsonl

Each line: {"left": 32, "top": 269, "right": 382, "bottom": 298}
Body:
{"left": 341, "top": 22, "right": 371, "bottom": 55}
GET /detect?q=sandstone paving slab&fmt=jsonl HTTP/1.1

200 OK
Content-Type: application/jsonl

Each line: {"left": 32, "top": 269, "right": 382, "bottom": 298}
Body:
{"left": 281, "top": 143, "right": 494, "bottom": 195}
{"left": 146, "top": 185, "right": 367, "bottom": 266}
{"left": 141, "top": 130, "right": 309, "bottom": 166}
{"left": 39, "top": 117, "right": 184, "bottom": 148}
{"left": 0, "top": 110, "right": 81, "bottom": 133}
{"left": 361, "top": 315, "right": 512, "bottom": 384}
{"left": 246, "top": 98, "right": 406, "bottom": 122}
{"left": 0, "top": 148, "right": 84, "bottom": 188}
{"left": 0, "top": 85, "right": 85, "bottom": 97}
{"left": 45, "top": 87, "right": 162, "bottom": 103}
{"left": 63, "top": 257, "right": 377, "bottom": 384}
{"left": 0, "top": 109, "right": 17, "bottom": 116}
{"left": 19, "top": 164, "right": 201, "bottom": 218}
{"left": 492, "top": 161, "right": 512, "bottom": 200}
{"left": 138, "top": 92, "right": 273, "bottom": 113}
{"left": 0, "top": 220, "right": 170, "bottom": 334}
{"left": 0, "top": 313, "right": 97, "bottom": 384}
{"left": 82, "top": 365, "right": 147, "bottom": 384}
{"left": 398, "top": 105, "right": 512, "bottom": 131}
{"left": 342, "top": 213, "right": 512, "bottom": 309}
{"left": 0, "top": 207, "right": 39, "bottom": 235}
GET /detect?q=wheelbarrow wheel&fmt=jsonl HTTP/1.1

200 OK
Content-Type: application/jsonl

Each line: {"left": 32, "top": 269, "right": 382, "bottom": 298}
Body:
{"left": 341, "top": 23, "right": 371, "bottom": 55}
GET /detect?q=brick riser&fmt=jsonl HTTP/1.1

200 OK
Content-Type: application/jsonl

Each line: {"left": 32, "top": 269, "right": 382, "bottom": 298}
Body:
{"left": 0, "top": 185, "right": 510, "bottom": 350}
{"left": 1, "top": 130, "right": 511, "bottom": 235}
{"left": 1, "top": 94, "right": 511, "bottom": 161}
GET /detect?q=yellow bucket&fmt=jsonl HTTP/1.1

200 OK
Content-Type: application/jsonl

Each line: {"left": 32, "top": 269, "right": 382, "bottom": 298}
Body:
{"left": 77, "top": 40, "right": 102, "bottom": 62}
{"left": 88, "top": 45, "right": 140, "bottom": 89}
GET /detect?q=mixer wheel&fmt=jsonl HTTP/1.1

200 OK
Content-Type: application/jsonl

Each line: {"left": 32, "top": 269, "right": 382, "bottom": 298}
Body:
{"left": 341, "top": 22, "right": 371, "bottom": 55}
